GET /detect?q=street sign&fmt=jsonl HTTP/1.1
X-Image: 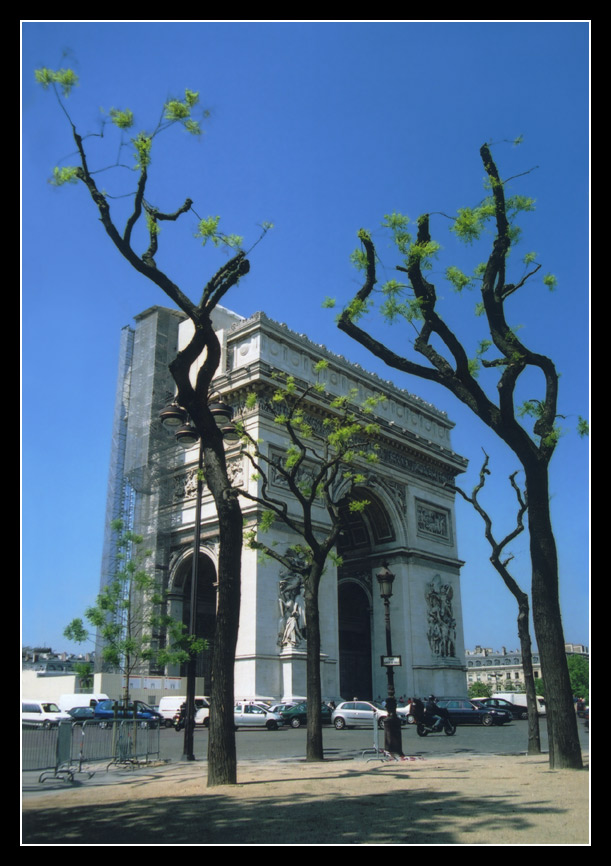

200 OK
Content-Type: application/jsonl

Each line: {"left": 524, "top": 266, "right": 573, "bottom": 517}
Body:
{"left": 381, "top": 655, "right": 402, "bottom": 666}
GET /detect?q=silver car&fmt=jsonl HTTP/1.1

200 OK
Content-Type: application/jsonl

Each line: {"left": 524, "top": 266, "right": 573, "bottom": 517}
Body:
{"left": 331, "top": 700, "right": 388, "bottom": 729}
{"left": 234, "top": 701, "right": 284, "bottom": 730}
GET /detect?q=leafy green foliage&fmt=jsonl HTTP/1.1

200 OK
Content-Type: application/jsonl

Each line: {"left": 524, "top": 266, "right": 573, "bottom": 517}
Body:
{"left": 64, "top": 519, "right": 201, "bottom": 696}
{"left": 468, "top": 681, "right": 493, "bottom": 698}
{"left": 577, "top": 416, "right": 589, "bottom": 438}
{"left": 195, "top": 216, "right": 244, "bottom": 251}
{"left": 49, "top": 166, "right": 79, "bottom": 186}
{"left": 164, "top": 89, "right": 206, "bottom": 135}
{"left": 73, "top": 661, "right": 94, "bottom": 689}
{"left": 109, "top": 108, "right": 135, "bottom": 130}
{"left": 238, "top": 371, "right": 383, "bottom": 561}
{"left": 382, "top": 212, "right": 412, "bottom": 254}
{"left": 133, "top": 131, "right": 152, "bottom": 170}
{"left": 451, "top": 203, "right": 494, "bottom": 244}
{"left": 566, "top": 655, "right": 589, "bottom": 703}
{"left": 35, "top": 67, "right": 79, "bottom": 96}
{"left": 350, "top": 247, "right": 369, "bottom": 272}
{"left": 446, "top": 265, "right": 474, "bottom": 292}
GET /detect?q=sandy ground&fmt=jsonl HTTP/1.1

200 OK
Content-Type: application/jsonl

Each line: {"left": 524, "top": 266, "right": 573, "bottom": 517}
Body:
{"left": 22, "top": 751, "right": 589, "bottom": 845}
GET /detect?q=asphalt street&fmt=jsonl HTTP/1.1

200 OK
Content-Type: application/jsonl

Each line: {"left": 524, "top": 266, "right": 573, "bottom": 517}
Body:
{"left": 165, "top": 715, "right": 590, "bottom": 764}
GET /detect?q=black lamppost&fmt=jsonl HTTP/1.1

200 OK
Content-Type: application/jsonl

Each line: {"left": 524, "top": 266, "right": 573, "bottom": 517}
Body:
{"left": 160, "top": 397, "right": 236, "bottom": 760}
{"left": 376, "top": 562, "right": 403, "bottom": 756}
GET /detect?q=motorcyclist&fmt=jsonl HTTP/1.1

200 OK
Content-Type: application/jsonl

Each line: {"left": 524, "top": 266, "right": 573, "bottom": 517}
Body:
{"left": 424, "top": 694, "right": 445, "bottom": 731}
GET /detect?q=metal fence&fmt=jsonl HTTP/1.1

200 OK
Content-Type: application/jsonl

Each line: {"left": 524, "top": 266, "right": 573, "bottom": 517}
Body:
{"left": 22, "top": 720, "right": 161, "bottom": 782}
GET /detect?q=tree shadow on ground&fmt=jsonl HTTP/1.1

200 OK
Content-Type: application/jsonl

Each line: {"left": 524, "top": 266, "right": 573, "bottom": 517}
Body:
{"left": 22, "top": 763, "right": 573, "bottom": 845}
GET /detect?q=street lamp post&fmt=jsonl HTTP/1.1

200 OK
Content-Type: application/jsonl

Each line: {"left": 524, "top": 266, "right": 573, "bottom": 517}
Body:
{"left": 376, "top": 562, "right": 403, "bottom": 756}
{"left": 160, "top": 396, "right": 236, "bottom": 761}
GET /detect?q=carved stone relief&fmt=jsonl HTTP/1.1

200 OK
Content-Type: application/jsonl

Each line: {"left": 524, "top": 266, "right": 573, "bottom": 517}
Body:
{"left": 416, "top": 501, "right": 451, "bottom": 542}
{"left": 277, "top": 556, "right": 308, "bottom": 649}
{"left": 425, "top": 574, "right": 456, "bottom": 658}
{"left": 173, "top": 456, "right": 244, "bottom": 501}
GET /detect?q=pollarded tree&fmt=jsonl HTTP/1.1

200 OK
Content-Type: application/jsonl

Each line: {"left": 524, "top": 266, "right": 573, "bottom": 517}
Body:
{"left": 450, "top": 454, "right": 541, "bottom": 755}
{"left": 234, "top": 364, "right": 388, "bottom": 760}
{"left": 36, "top": 67, "right": 270, "bottom": 785}
{"left": 334, "top": 142, "right": 584, "bottom": 769}
{"left": 64, "top": 519, "right": 202, "bottom": 707}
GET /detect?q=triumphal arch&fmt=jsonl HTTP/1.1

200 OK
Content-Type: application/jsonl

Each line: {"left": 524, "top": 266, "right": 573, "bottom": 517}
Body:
{"left": 101, "top": 305, "right": 468, "bottom": 701}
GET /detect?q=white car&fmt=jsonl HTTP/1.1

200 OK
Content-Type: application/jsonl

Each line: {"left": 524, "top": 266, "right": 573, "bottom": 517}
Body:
{"left": 234, "top": 701, "right": 284, "bottom": 730}
{"left": 331, "top": 700, "right": 388, "bottom": 729}
{"left": 194, "top": 706, "right": 210, "bottom": 726}
{"left": 268, "top": 701, "right": 300, "bottom": 715}
{"left": 22, "top": 700, "right": 72, "bottom": 727}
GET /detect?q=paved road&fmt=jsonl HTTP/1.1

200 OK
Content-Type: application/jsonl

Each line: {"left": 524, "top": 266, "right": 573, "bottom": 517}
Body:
{"left": 164, "top": 716, "right": 590, "bottom": 764}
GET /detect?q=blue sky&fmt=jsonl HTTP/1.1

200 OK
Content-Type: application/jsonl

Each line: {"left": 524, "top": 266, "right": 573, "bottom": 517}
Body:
{"left": 22, "top": 21, "right": 590, "bottom": 656}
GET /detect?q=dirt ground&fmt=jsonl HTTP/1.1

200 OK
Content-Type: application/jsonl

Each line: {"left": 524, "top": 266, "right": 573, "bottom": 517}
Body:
{"left": 22, "top": 752, "right": 590, "bottom": 845}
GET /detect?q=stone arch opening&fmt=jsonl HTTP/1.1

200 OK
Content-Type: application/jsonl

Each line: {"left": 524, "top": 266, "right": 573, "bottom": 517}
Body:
{"left": 336, "top": 487, "right": 396, "bottom": 701}
{"left": 172, "top": 552, "right": 217, "bottom": 682}
{"left": 337, "top": 581, "right": 372, "bottom": 701}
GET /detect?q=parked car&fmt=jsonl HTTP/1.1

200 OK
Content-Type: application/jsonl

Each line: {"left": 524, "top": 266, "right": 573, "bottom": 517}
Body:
{"left": 159, "top": 695, "right": 209, "bottom": 727}
{"left": 280, "top": 702, "right": 333, "bottom": 728}
{"left": 331, "top": 700, "right": 389, "bottom": 730}
{"left": 173, "top": 704, "right": 210, "bottom": 728}
{"left": 66, "top": 706, "right": 97, "bottom": 723}
{"left": 93, "top": 699, "right": 164, "bottom": 726}
{"left": 491, "top": 692, "right": 546, "bottom": 715}
{"left": 471, "top": 697, "right": 529, "bottom": 720}
{"left": 58, "top": 693, "right": 109, "bottom": 712}
{"left": 233, "top": 701, "right": 284, "bottom": 730}
{"left": 436, "top": 698, "right": 511, "bottom": 726}
{"left": 22, "top": 700, "right": 72, "bottom": 727}
{"left": 397, "top": 702, "right": 417, "bottom": 724}
{"left": 269, "top": 702, "right": 300, "bottom": 715}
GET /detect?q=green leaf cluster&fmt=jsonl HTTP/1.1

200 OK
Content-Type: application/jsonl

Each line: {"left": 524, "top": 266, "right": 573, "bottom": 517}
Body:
{"left": 109, "top": 108, "right": 135, "bottom": 130}
{"left": 49, "top": 166, "right": 79, "bottom": 186}
{"left": 64, "top": 518, "right": 201, "bottom": 682}
{"left": 195, "top": 216, "right": 243, "bottom": 251}
{"left": 35, "top": 67, "right": 79, "bottom": 96}
{"left": 383, "top": 212, "right": 412, "bottom": 254}
{"left": 445, "top": 265, "right": 474, "bottom": 292}
{"left": 407, "top": 238, "right": 441, "bottom": 270}
{"left": 451, "top": 201, "right": 496, "bottom": 244}
{"left": 133, "top": 132, "right": 152, "bottom": 170}
{"left": 164, "top": 89, "right": 205, "bottom": 135}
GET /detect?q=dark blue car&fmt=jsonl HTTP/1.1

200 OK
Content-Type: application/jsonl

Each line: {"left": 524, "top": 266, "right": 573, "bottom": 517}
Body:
{"left": 436, "top": 698, "right": 511, "bottom": 726}
{"left": 94, "top": 699, "right": 163, "bottom": 726}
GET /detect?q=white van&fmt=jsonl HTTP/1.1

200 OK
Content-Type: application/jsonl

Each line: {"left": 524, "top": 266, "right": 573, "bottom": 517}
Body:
{"left": 58, "top": 693, "right": 109, "bottom": 712}
{"left": 492, "top": 692, "right": 546, "bottom": 715}
{"left": 158, "top": 695, "right": 210, "bottom": 727}
{"left": 22, "top": 700, "right": 72, "bottom": 726}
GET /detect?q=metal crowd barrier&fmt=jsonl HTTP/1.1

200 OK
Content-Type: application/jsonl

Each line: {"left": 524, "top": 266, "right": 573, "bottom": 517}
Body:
{"left": 22, "top": 719, "right": 162, "bottom": 782}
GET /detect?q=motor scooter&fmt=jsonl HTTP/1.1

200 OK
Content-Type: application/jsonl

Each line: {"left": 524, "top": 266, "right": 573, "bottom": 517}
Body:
{"left": 407, "top": 698, "right": 456, "bottom": 737}
{"left": 173, "top": 704, "right": 187, "bottom": 732}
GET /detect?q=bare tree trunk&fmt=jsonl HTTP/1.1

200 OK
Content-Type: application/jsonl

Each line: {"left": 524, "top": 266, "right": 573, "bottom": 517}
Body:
{"left": 304, "top": 570, "right": 324, "bottom": 762}
{"left": 207, "top": 487, "right": 243, "bottom": 785}
{"left": 515, "top": 592, "right": 542, "bottom": 754}
{"left": 525, "top": 463, "right": 582, "bottom": 769}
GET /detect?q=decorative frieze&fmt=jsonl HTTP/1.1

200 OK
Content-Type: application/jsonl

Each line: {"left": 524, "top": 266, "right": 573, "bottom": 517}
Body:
{"left": 173, "top": 455, "right": 244, "bottom": 501}
{"left": 416, "top": 500, "right": 452, "bottom": 543}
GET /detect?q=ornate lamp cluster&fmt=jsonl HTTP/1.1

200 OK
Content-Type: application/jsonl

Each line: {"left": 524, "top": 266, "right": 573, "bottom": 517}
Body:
{"left": 159, "top": 397, "right": 239, "bottom": 446}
